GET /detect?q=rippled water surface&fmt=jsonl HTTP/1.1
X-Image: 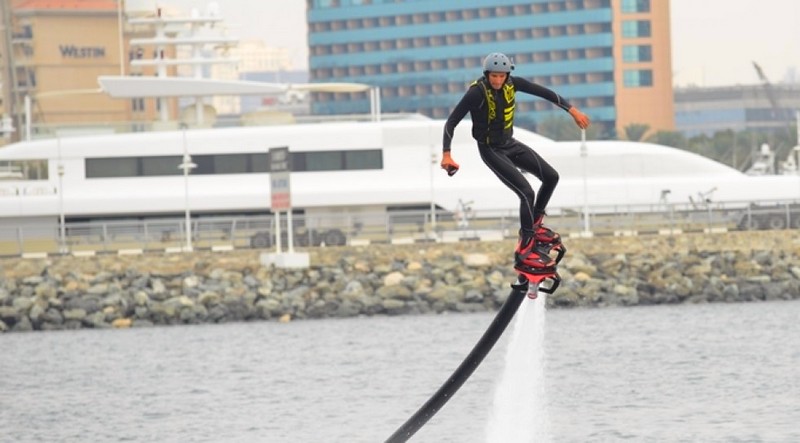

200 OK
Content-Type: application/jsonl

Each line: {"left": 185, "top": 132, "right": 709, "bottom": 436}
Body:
{"left": 2, "top": 299, "right": 799, "bottom": 442}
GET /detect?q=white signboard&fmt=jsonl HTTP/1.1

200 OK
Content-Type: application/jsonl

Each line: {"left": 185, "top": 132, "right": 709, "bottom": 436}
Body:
{"left": 270, "top": 146, "right": 291, "bottom": 210}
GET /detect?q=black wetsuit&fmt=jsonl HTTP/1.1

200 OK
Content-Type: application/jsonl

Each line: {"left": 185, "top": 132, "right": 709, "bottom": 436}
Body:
{"left": 443, "top": 75, "right": 573, "bottom": 231}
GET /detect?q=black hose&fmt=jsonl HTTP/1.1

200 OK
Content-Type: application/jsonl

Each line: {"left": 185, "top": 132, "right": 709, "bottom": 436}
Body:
{"left": 384, "top": 280, "right": 529, "bottom": 443}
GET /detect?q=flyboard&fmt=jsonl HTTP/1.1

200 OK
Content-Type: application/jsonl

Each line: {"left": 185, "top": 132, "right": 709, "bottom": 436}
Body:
{"left": 384, "top": 246, "right": 563, "bottom": 442}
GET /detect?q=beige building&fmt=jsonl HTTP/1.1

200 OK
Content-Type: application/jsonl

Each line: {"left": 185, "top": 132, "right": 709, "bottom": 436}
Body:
{"left": 0, "top": 0, "right": 178, "bottom": 141}
{"left": 0, "top": 1, "right": 293, "bottom": 140}
{"left": 611, "top": 0, "right": 675, "bottom": 137}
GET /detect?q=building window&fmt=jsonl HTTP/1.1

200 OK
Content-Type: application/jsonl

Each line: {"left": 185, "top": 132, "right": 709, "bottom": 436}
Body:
{"left": 622, "top": 20, "right": 651, "bottom": 37}
{"left": 0, "top": 160, "right": 48, "bottom": 180}
{"left": 445, "top": 10, "right": 462, "bottom": 20}
{"left": 131, "top": 96, "right": 145, "bottom": 112}
{"left": 302, "top": 151, "right": 342, "bottom": 171}
{"left": 295, "top": 150, "right": 382, "bottom": 172}
{"left": 429, "top": 11, "right": 445, "bottom": 22}
{"left": 86, "top": 157, "right": 140, "bottom": 178}
{"left": 430, "top": 35, "right": 445, "bottom": 45}
{"left": 623, "top": 69, "right": 653, "bottom": 87}
{"left": 412, "top": 13, "right": 428, "bottom": 24}
{"left": 213, "top": 154, "right": 250, "bottom": 174}
{"left": 446, "top": 58, "right": 464, "bottom": 69}
{"left": 621, "top": 0, "right": 650, "bottom": 13}
{"left": 142, "top": 156, "right": 182, "bottom": 176}
{"left": 86, "top": 150, "right": 383, "bottom": 178}
{"left": 463, "top": 9, "right": 478, "bottom": 19}
{"left": 344, "top": 150, "right": 383, "bottom": 170}
{"left": 15, "top": 24, "right": 33, "bottom": 39}
{"left": 622, "top": 44, "right": 652, "bottom": 62}
{"left": 313, "top": 0, "right": 340, "bottom": 7}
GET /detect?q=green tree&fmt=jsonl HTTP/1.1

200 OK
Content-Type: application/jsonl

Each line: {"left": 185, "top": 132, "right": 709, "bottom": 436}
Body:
{"left": 680, "top": 128, "right": 798, "bottom": 171}
{"left": 688, "top": 132, "right": 717, "bottom": 160}
{"left": 645, "top": 131, "right": 687, "bottom": 148}
{"left": 623, "top": 123, "right": 650, "bottom": 141}
{"left": 535, "top": 115, "right": 604, "bottom": 141}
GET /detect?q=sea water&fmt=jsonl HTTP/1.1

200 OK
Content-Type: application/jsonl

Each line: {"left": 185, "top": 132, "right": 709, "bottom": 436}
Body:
{"left": 486, "top": 293, "right": 550, "bottom": 443}
{"left": 1, "top": 300, "right": 799, "bottom": 443}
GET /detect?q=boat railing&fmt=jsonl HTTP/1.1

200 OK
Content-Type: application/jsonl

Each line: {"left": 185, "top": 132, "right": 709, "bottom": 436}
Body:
{"left": 20, "top": 112, "right": 423, "bottom": 141}
{"left": 0, "top": 199, "right": 798, "bottom": 258}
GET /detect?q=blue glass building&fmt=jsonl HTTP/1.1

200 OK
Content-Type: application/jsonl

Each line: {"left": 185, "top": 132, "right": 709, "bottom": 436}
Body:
{"left": 307, "top": 0, "right": 674, "bottom": 137}
{"left": 674, "top": 84, "right": 800, "bottom": 137}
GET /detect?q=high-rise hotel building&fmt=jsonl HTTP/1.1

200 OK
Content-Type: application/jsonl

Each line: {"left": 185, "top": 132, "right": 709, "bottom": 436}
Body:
{"left": 0, "top": 0, "right": 179, "bottom": 141}
{"left": 307, "top": 0, "right": 674, "bottom": 137}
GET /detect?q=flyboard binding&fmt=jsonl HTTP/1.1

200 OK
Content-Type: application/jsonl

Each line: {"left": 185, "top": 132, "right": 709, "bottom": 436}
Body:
{"left": 513, "top": 238, "right": 565, "bottom": 299}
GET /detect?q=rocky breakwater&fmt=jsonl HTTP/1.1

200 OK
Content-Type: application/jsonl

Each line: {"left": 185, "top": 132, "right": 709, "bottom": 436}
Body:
{"left": 1, "top": 231, "right": 799, "bottom": 333}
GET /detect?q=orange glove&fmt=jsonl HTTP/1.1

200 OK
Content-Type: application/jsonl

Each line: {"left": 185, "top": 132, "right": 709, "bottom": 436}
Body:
{"left": 568, "top": 106, "right": 591, "bottom": 129}
{"left": 440, "top": 151, "right": 460, "bottom": 176}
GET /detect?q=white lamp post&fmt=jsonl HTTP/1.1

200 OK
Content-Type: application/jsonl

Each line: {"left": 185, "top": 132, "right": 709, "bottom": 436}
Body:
{"left": 581, "top": 128, "right": 591, "bottom": 234}
{"left": 430, "top": 150, "right": 437, "bottom": 232}
{"left": 57, "top": 137, "right": 66, "bottom": 253}
{"left": 371, "top": 86, "right": 382, "bottom": 122}
{"left": 795, "top": 111, "right": 800, "bottom": 200}
{"left": 179, "top": 126, "right": 196, "bottom": 251}
{"left": 116, "top": 0, "right": 125, "bottom": 76}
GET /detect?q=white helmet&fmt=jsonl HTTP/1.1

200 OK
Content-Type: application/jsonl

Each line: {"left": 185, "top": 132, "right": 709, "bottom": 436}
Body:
{"left": 482, "top": 52, "right": 515, "bottom": 73}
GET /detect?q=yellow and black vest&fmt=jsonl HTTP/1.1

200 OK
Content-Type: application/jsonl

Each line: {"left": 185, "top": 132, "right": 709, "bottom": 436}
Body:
{"left": 471, "top": 76, "right": 515, "bottom": 145}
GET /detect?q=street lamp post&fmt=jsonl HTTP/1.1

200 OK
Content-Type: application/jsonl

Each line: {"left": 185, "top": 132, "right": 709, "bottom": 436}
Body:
{"left": 57, "top": 137, "right": 66, "bottom": 253}
{"left": 429, "top": 124, "right": 437, "bottom": 233}
{"left": 117, "top": 0, "right": 125, "bottom": 76}
{"left": 369, "top": 86, "right": 382, "bottom": 122}
{"left": 795, "top": 111, "right": 800, "bottom": 199}
{"left": 179, "top": 125, "right": 197, "bottom": 251}
{"left": 580, "top": 129, "right": 590, "bottom": 234}
{"left": 430, "top": 150, "right": 437, "bottom": 232}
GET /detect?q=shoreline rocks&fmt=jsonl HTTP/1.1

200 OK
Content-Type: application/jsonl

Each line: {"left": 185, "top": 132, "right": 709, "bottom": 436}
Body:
{"left": 1, "top": 231, "right": 799, "bottom": 333}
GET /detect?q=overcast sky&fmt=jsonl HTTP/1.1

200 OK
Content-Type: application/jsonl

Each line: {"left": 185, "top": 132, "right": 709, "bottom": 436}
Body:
{"left": 156, "top": 0, "right": 799, "bottom": 87}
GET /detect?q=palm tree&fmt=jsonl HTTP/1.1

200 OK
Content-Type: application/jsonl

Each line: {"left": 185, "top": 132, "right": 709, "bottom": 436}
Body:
{"left": 623, "top": 123, "right": 650, "bottom": 141}
{"left": 646, "top": 131, "right": 687, "bottom": 148}
{"left": 535, "top": 115, "right": 604, "bottom": 140}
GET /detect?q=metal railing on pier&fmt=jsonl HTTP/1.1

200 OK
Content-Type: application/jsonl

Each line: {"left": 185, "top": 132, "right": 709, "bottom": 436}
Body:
{"left": 1, "top": 199, "right": 798, "bottom": 258}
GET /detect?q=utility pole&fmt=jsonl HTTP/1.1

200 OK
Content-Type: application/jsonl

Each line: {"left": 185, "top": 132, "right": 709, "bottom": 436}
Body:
{"left": 752, "top": 61, "right": 794, "bottom": 160}
{"left": 1, "top": 0, "right": 20, "bottom": 141}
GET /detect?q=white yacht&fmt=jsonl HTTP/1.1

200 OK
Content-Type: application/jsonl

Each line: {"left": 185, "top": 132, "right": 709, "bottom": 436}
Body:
{"left": 1, "top": 115, "right": 799, "bottom": 230}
